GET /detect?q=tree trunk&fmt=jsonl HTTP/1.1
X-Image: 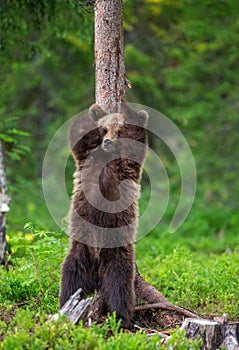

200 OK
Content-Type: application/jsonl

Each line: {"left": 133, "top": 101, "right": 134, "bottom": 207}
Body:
{"left": 94, "top": 0, "right": 125, "bottom": 113}
{"left": 93, "top": 0, "right": 199, "bottom": 320}
{"left": 94, "top": 0, "right": 188, "bottom": 314}
{"left": 0, "top": 141, "right": 10, "bottom": 265}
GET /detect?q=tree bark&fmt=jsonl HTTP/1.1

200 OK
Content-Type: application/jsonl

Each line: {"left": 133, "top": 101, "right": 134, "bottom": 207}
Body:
{"left": 0, "top": 141, "right": 10, "bottom": 265}
{"left": 94, "top": 0, "right": 125, "bottom": 113}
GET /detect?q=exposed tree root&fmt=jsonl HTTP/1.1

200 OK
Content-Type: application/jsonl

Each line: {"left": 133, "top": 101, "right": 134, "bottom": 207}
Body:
{"left": 135, "top": 303, "right": 199, "bottom": 319}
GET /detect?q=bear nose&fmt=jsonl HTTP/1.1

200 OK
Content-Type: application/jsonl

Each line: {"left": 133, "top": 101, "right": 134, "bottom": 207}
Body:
{"left": 104, "top": 139, "right": 112, "bottom": 147}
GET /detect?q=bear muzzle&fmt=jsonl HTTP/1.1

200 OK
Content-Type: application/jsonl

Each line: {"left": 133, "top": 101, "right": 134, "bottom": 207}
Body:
{"left": 103, "top": 138, "right": 113, "bottom": 150}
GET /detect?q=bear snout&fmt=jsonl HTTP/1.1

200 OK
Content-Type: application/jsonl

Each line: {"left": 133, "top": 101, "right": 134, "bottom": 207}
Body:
{"left": 103, "top": 138, "right": 112, "bottom": 148}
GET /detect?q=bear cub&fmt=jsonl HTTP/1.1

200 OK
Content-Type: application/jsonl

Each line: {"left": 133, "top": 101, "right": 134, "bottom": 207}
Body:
{"left": 60, "top": 103, "right": 148, "bottom": 327}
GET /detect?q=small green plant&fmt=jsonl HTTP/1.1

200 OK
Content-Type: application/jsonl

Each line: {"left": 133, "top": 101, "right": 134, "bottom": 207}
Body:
{"left": 103, "top": 312, "right": 122, "bottom": 335}
{"left": 1, "top": 223, "right": 64, "bottom": 314}
{"left": 0, "top": 116, "right": 30, "bottom": 161}
{"left": 165, "top": 329, "right": 202, "bottom": 350}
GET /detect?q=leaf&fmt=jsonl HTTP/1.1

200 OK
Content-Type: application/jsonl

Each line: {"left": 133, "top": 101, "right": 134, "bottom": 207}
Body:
{"left": 0, "top": 134, "right": 15, "bottom": 143}
{"left": 6, "top": 151, "right": 21, "bottom": 161}
{"left": 24, "top": 222, "right": 34, "bottom": 230}
{"left": 8, "top": 128, "right": 30, "bottom": 136}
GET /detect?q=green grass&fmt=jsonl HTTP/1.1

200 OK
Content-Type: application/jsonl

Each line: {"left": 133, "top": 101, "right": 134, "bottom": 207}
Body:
{"left": 0, "top": 182, "right": 238, "bottom": 349}
{"left": 0, "top": 310, "right": 202, "bottom": 350}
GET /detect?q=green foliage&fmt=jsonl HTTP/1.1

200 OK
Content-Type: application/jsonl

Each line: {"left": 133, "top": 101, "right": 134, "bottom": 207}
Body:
{"left": 1, "top": 0, "right": 95, "bottom": 180}
{"left": 0, "top": 306, "right": 201, "bottom": 349}
{"left": 166, "top": 329, "right": 202, "bottom": 350}
{"left": 136, "top": 239, "right": 239, "bottom": 319}
{"left": 124, "top": 0, "right": 239, "bottom": 214}
{"left": 1, "top": 0, "right": 94, "bottom": 62}
{"left": 0, "top": 116, "right": 30, "bottom": 163}
{"left": 0, "top": 224, "right": 64, "bottom": 312}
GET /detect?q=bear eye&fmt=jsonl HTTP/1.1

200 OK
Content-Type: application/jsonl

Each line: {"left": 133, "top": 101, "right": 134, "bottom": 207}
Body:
{"left": 101, "top": 128, "right": 107, "bottom": 135}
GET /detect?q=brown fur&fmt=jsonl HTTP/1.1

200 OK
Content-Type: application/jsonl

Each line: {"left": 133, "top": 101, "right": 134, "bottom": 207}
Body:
{"left": 60, "top": 103, "right": 148, "bottom": 327}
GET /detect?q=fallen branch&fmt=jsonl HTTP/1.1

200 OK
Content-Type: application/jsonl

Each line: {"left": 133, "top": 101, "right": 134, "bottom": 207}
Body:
{"left": 135, "top": 302, "right": 199, "bottom": 319}
{"left": 48, "top": 289, "right": 92, "bottom": 325}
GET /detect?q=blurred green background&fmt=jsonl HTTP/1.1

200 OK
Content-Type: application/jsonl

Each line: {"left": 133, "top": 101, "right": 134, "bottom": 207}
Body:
{"left": 0, "top": 2, "right": 239, "bottom": 347}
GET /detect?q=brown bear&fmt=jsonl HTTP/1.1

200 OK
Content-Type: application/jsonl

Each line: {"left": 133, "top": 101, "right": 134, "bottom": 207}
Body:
{"left": 60, "top": 103, "right": 148, "bottom": 327}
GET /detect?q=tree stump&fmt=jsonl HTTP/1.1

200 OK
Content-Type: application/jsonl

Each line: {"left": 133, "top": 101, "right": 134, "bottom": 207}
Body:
{"left": 181, "top": 318, "right": 239, "bottom": 350}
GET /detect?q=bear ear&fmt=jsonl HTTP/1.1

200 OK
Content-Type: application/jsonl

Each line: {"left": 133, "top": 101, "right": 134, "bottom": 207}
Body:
{"left": 120, "top": 103, "right": 149, "bottom": 127}
{"left": 137, "top": 110, "right": 149, "bottom": 127}
{"left": 89, "top": 104, "right": 106, "bottom": 121}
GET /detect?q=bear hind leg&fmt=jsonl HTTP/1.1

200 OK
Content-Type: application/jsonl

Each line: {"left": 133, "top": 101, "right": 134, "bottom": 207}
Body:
{"left": 59, "top": 242, "right": 98, "bottom": 308}
{"left": 98, "top": 245, "right": 135, "bottom": 328}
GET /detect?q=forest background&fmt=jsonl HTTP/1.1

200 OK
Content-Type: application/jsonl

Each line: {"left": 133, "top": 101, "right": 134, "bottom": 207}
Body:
{"left": 0, "top": 1, "right": 239, "bottom": 349}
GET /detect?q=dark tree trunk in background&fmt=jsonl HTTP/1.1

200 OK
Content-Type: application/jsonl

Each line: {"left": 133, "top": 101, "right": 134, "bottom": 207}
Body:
{"left": 0, "top": 141, "right": 10, "bottom": 264}
{"left": 94, "top": 0, "right": 125, "bottom": 113}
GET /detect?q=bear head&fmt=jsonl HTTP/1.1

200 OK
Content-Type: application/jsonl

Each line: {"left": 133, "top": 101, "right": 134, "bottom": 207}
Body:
{"left": 69, "top": 103, "right": 148, "bottom": 161}
{"left": 90, "top": 103, "right": 148, "bottom": 153}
